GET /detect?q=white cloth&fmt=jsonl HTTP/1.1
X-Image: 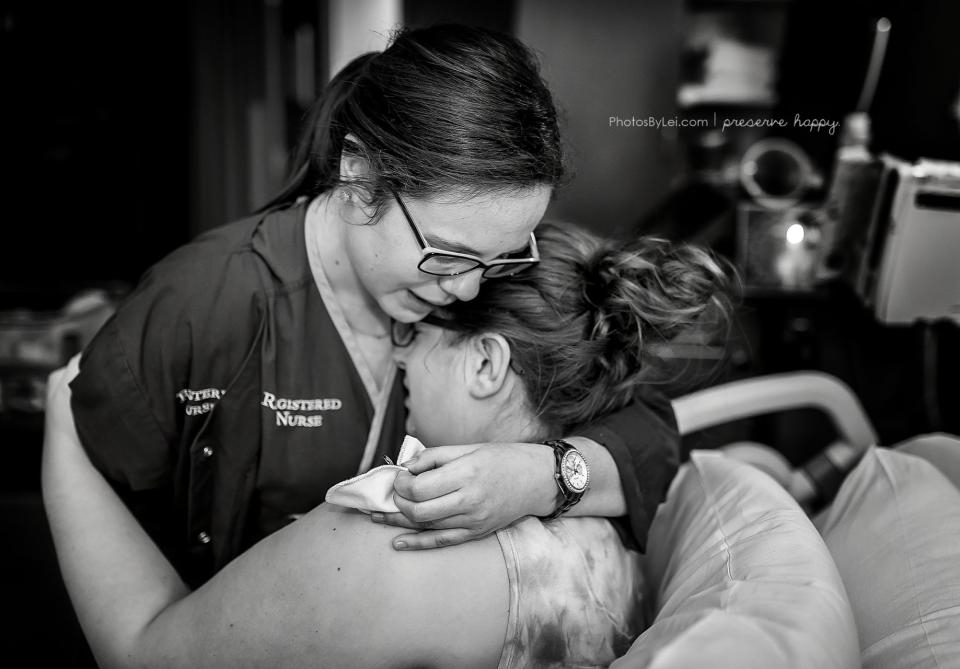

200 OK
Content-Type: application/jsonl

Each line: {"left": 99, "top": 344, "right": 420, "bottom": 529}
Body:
{"left": 325, "top": 435, "right": 426, "bottom": 513}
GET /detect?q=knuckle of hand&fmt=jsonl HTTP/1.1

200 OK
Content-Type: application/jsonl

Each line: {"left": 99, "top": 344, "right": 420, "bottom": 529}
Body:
{"left": 466, "top": 499, "right": 485, "bottom": 517}
{"left": 394, "top": 476, "right": 411, "bottom": 496}
{"left": 407, "top": 479, "right": 426, "bottom": 500}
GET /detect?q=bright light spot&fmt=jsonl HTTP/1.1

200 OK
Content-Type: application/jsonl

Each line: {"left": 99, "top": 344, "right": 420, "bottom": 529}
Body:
{"left": 786, "top": 223, "right": 805, "bottom": 245}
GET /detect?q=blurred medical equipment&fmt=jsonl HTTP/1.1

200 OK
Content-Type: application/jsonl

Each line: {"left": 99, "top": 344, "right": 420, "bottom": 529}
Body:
{"left": 735, "top": 137, "right": 824, "bottom": 290}
{"left": 735, "top": 15, "right": 960, "bottom": 326}
{"left": 810, "top": 19, "right": 960, "bottom": 324}
{"left": 811, "top": 18, "right": 891, "bottom": 281}
{"left": 807, "top": 17, "right": 957, "bottom": 325}
{"left": 813, "top": 121, "right": 960, "bottom": 325}
{"left": 673, "top": 371, "right": 875, "bottom": 511}
{"left": 739, "top": 137, "right": 822, "bottom": 210}
{"left": 851, "top": 157, "right": 960, "bottom": 324}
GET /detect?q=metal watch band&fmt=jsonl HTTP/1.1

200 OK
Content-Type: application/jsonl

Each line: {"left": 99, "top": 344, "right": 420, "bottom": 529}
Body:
{"left": 539, "top": 439, "right": 586, "bottom": 521}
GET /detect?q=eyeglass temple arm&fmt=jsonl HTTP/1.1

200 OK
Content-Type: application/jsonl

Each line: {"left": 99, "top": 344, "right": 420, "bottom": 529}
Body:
{"left": 390, "top": 190, "right": 429, "bottom": 248}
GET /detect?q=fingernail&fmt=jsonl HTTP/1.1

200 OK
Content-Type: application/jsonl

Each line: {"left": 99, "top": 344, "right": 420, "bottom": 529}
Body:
{"left": 393, "top": 540, "right": 407, "bottom": 550}
{"left": 370, "top": 513, "right": 384, "bottom": 523}
{"left": 403, "top": 457, "right": 418, "bottom": 468}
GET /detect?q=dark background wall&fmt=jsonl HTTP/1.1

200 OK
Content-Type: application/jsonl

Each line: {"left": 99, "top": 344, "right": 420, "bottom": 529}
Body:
{"left": 1, "top": 2, "right": 191, "bottom": 293}
{"left": 517, "top": 0, "right": 684, "bottom": 239}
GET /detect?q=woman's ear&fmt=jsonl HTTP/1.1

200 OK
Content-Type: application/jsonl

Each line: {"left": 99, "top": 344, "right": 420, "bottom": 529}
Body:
{"left": 464, "top": 334, "right": 514, "bottom": 400}
{"left": 338, "top": 133, "right": 371, "bottom": 199}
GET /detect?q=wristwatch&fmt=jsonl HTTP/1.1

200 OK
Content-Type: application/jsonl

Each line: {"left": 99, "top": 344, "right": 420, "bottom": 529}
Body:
{"left": 540, "top": 439, "right": 590, "bottom": 521}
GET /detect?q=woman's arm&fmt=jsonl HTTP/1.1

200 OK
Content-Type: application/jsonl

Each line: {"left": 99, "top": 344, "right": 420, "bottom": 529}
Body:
{"left": 571, "top": 389, "right": 681, "bottom": 551}
{"left": 42, "top": 360, "right": 191, "bottom": 665}
{"left": 383, "top": 393, "right": 679, "bottom": 551}
{"left": 42, "top": 361, "right": 508, "bottom": 669}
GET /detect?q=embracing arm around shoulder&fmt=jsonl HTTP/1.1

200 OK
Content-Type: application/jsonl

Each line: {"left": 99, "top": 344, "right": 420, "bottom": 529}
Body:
{"left": 570, "top": 391, "right": 681, "bottom": 550}
{"left": 385, "top": 395, "right": 680, "bottom": 551}
{"left": 42, "top": 361, "right": 508, "bottom": 669}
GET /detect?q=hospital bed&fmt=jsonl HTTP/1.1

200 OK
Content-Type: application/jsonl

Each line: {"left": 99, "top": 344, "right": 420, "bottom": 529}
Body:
{"left": 609, "top": 371, "right": 960, "bottom": 668}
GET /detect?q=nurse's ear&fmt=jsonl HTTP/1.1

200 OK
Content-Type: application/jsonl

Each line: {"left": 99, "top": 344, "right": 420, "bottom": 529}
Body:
{"left": 338, "top": 133, "right": 373, "bottom": 204}
{"left": 463, "top": 333, "right": 513, "bottom": 400}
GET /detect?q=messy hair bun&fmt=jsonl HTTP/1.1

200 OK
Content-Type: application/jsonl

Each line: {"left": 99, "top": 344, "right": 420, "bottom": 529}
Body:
{"left": 438, "top": 221, "right": 734, "bottom": 434}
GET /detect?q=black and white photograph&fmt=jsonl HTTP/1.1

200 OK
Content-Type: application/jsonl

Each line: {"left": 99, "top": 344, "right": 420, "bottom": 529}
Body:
{"left": 2, "top": 1, "right": 959, "bottom": 667}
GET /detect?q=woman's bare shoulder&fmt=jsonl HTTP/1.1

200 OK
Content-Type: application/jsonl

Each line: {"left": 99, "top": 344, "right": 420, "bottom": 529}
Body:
{"left": 178, "top": 503, "right": 509, "bottom": 668}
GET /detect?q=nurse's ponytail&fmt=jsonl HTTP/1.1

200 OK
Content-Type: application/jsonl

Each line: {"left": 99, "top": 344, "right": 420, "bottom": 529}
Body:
{"left": 262, "top": 24, "right": 566, "bottom": 215}
{"left": 264, "top": 52, "right": 378, "bottom": 209}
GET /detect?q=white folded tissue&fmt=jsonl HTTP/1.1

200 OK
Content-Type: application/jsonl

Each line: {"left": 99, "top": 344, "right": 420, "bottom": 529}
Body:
{"left": 324, "top": 435, "right": 427, "bottom": 513}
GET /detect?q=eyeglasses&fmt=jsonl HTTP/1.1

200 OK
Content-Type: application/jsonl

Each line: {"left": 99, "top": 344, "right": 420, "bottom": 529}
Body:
{"left": 392, "top": 317, "right": 524, "bottom": 375}
{"left": 390, "top": 190, "right": 540, "bottom": 279}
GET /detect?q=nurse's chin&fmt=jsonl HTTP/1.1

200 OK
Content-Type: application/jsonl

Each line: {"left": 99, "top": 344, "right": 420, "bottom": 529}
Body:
{"left": 378, "top": 294, "right": 430, "bottom": 324}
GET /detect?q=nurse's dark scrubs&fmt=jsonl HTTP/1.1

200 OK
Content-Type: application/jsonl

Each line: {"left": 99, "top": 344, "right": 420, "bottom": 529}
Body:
{"left": 70, "top": 197, "right": 679, "bottom": 586}
{"left": 70, "top": 199, "right": 404, "bottom": 584}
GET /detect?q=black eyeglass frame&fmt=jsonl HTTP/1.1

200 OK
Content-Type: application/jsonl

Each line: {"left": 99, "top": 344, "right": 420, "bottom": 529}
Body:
{"left": 390, "top": 189, "right": 540, "bottom": 278}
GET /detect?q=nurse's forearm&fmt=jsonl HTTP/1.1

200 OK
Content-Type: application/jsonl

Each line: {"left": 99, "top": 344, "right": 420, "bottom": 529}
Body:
{"left": 41, "top": 410, "right": 188, "bottom": 669}
{"left": 554, "top": 437, "right": 627, "bottom": 517}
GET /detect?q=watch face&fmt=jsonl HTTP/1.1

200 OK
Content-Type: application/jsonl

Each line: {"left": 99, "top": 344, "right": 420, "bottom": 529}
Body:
{"left": 561, "top": 450, "right": 590, "bottom": 493}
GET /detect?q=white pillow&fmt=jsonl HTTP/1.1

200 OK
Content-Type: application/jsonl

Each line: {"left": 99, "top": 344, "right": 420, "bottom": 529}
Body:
{"left": 894, "top": 432, "right": 960, "bottom": 490}
{"left": 611, "top": 450, "right": 859, "bottom": 669}
{"left": 816, "top": 446, "right": 960, "bottom": 669}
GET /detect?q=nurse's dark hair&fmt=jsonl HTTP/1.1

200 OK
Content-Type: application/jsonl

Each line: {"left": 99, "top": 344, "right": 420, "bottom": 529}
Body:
{"left": 261, "top": 24, "right": 565, "bottom": 214}
{"left": 438, "top": 222, "right": 736, "bottom": 435}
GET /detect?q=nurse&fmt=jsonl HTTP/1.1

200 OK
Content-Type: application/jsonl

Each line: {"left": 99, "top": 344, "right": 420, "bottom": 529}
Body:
{"left": 67, "top": 24, "right": 679, "bottom": 586}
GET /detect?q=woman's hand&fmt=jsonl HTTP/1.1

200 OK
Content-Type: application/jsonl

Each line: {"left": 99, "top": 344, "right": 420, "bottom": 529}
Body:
{"left": 373, "top": 443, "right": 558, "bottom": 550}
{"left": 44, "top": 354, "right": 82, "bottom": 446}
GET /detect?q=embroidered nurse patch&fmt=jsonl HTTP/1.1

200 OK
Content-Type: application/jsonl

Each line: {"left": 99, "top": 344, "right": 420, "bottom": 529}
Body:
{"left": 176, "top": 387, "right": 227, "bottom": 416}
{"left": 261, "top": 391, "right": 343, "bottom": 428}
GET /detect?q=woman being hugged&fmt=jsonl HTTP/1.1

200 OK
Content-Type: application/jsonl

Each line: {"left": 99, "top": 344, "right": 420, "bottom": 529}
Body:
{"left": 44, "top": 221, "right": 732, "bottom": 668}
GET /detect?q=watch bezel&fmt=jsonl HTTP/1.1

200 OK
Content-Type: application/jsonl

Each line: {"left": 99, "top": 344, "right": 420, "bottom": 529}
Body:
{"left": 538, "top": 439, "right": 590, "bottom": 521}
{"left": 560, "top": 448, "right": 590, "bottom": 493}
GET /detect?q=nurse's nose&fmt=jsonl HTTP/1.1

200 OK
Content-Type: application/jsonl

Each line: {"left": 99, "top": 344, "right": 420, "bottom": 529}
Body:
{"left": 438, "top": 270, "right": 483, "bottom": 302}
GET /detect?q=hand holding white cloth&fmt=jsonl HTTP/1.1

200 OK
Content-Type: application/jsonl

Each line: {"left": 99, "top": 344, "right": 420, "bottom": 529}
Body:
{"left": 325, "top": 435, "right": 426, "bottom": 513}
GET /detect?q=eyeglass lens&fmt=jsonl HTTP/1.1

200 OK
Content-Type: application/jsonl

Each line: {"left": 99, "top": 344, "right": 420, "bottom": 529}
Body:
{"left": 418, "top": 255, "right": 536, "bottom": 278}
